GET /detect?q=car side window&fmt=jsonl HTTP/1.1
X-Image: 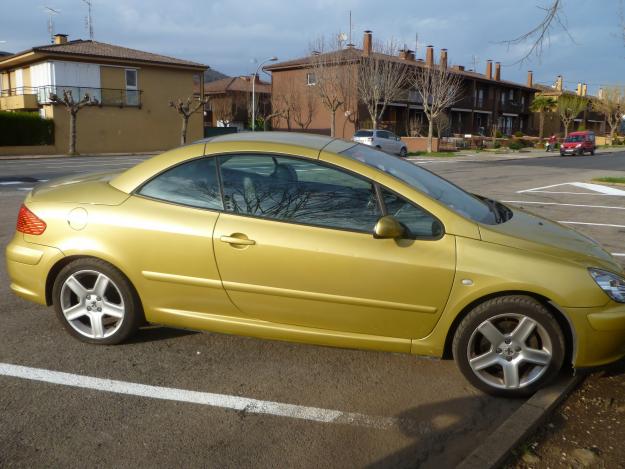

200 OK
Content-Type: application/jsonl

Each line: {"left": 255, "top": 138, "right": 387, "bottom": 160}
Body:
{"left": 218, "top": 155, "right": 382, "bottom": 233}
{"left": 138, "top": 157, "right": 223, "bottom": 210}
{"left": 381, "top": 188, "right": 443, "bottom": 238}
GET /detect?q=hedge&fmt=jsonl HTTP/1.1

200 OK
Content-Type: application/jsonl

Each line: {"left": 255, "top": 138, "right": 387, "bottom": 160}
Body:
{"left": 0, "top": 111, "right": 54, "bottom": 146}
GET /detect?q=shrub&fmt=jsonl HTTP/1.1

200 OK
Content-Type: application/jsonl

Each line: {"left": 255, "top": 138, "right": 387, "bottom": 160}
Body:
{"left": 514, "top": 130, "right": 524, "bottom": 138}
{"left": 493, "top": 141, "right": 501, "bottom": 149}
{"left": 495, "top": 130, "right": 503, "bottom": 138}
{"left": 508, "top": 141, "right": 523, "bottom": 151}
{"left": 0, "top": 111, "right": 54, "bottom": 146}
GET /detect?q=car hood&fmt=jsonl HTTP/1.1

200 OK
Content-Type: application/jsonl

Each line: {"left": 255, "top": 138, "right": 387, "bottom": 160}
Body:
{"left": 562, "top": 142, "right": 582, "bottom": 148}
{"left": 28, "top": 171, "right": 130, "bottom": 205}
{"left": 478, "top": 207, "right": 624, "bottom": 274}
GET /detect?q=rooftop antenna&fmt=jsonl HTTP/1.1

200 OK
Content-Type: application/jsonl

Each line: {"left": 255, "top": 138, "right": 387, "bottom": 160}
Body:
{"left": 471, "top": 55, "right": 480, "bottom": 71}
{"left": 44, "top": 6, "right": 61, "bottom": 44}
{"left": 415, "top": 32, "right": 419, "bottom": 56}
{"left": 349, "top": 10, "right": 352, "bottom": 45}
{"left": 82, "top": 0, "right": 94, "bottom": 40}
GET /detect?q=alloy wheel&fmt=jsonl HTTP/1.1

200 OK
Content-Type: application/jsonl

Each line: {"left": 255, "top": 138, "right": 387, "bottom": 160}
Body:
{"left": 466, "top": 313, "right": 553, "bottom": 390}
{"left": 59, "top": 269, "right": 125, "bottom": 339}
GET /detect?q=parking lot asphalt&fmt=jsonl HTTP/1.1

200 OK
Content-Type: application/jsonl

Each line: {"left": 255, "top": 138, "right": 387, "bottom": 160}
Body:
{"left": 1, "top": 149, "right": 624, "bottom": 468}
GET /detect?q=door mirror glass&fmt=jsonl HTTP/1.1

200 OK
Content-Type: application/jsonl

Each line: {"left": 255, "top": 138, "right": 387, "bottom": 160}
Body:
{"left": 373, "top": 215, "right": 405, "bottom": 239}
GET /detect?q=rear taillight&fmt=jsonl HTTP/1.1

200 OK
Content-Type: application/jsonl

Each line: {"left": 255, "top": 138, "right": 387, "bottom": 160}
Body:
{"left": 16, "top": 204, "right": 46, "bottom": 235}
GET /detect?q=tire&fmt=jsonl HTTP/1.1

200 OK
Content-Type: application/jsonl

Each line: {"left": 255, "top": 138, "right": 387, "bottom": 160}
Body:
{"left": 399, "top": 147, "right": 407, "bottom": 158}
{"left": 452, "top": 295, "right": 565, "bottom": 397}
{"left": 52, "top": 258, "right": 142, "bottom": 345}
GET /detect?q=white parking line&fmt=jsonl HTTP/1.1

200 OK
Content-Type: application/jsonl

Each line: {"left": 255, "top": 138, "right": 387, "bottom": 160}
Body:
{"left": 0, "top": 363, "right": 402, "bottom": 430}
{"left": 613, "top": 253, "right": 625, "bottom": 257}
{"left": 503, "top": 201, "right": 625, "bottom": 210}
{"left": 0, "top": 181, "right": 23, "bottom": 185}
{"left": 558, "top": 221, "right": 625, "bottom": 228}
{"left": 518, "top": 182, "right": 625, "bottom": 196}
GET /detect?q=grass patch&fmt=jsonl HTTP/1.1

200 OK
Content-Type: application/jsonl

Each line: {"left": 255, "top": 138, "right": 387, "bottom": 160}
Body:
{"left": 408, "top": 151, "right": 458, "bottom": 157}
{"left": 593, "top": 176, "right": 625, "bottom": 185}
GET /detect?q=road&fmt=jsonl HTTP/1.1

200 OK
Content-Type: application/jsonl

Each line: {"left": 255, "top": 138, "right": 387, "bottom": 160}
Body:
{"left": 0, "top": 150, "right": 624, "bottom": 468}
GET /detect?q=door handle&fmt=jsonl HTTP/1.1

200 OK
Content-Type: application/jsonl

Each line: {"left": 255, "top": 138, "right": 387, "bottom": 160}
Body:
{"left": 220, "top": 235, "right": 256, "bottom": 246}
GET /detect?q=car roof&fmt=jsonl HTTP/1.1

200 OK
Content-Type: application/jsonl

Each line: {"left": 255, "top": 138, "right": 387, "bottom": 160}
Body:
{"left": 569, "top": 131, "right": 593, "bottom": 135}
{"left": 196, "top": 131, "right": 336, "bottom": 151}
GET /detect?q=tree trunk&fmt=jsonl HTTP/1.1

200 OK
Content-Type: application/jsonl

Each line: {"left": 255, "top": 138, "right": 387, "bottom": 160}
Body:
{"left": 538, "top": 112, "right": 545, "bottom": 140}
{"left": 69, "top": 110, "right": 77, "bottom": 155}
{"left": 564, "top": 121, "right": 570, "bottom": 137}
{"left": 181, "top": 115, "right": 189, "bottom": 145}
{"left": 427, "top": 117, "right": 434, "bottom": 153}
{"left": 330, "top": 110, "right": 336, "bottom": 137}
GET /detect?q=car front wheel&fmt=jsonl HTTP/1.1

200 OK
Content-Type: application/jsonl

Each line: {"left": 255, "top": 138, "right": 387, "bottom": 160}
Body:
{"left": 52, "top": 258, "right": 142, "bottom": 344}
{"left": 452, "top": 295, "right": 565, "bottom": 397}
{"left": 399, "top": 147, "right": 407, "bottom": 157}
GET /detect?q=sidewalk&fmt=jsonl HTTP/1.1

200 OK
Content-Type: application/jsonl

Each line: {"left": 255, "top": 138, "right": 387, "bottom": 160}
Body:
{"left": 455, "top": 146, "right": 624, "bottom": 160}
{"left": 0, "top": 151, "right": 159, "bottom": 161}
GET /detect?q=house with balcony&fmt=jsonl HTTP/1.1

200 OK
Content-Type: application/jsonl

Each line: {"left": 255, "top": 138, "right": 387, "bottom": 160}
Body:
{"left": 0, "top": 34, "right": 207, "bottom": 155}
{"left": 265, "top": 31, "right": 538, "bottom": 138}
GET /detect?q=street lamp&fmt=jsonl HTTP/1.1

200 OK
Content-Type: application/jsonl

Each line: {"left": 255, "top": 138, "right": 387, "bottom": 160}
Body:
{"left": 252, "top": 56, "right": 277, "bottom": 131}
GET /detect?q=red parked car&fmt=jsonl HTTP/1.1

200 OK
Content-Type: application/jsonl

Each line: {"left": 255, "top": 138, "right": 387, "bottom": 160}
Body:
{"left": 560, "top": 130, "right": 596, "bottom": 156}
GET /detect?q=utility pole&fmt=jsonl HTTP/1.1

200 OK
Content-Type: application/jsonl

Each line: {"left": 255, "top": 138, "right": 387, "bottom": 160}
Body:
{"left": 83, "top": 0, "right": 94, "bottom": 40}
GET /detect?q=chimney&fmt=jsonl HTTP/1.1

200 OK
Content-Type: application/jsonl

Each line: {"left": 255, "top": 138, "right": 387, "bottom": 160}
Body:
{"left": 426, "top": 45, "right": 434, "bottom": 66}
{"left": 486, "top": 60, "right": 493, "bottom": 80}
{"left": 582, "top": 83, "right": 588, "bottom": 97}
{"left": 399, "top": 49, "right": 408, "bottom": 60}
{"left": 363, "top": 30, "right": 372, "bottom": 57}
{"left": 440, "top": 48, "right": 448, "bottom": 70}
{"left": 576, "top": 82, "right": 582, "bottom": 95}
{"left": 407, "top": 50, "right": 415, "bottom": 61}
{"left": 527, "top": 70, "right": 533, "bottom": 88}
{"left": 555, "top": 75, "right": 563, "bottom": 91}
{"left": 456, "top": 65, "right": 465, "bottom": 71}
{"left": 54, "top": 34, "right": 68, "bottom": 45}
{"left": 494, "top": 62, "right": 501, "bottom": 81}
{"left": 598, "top": 87, "right": 604, "bottom": 99}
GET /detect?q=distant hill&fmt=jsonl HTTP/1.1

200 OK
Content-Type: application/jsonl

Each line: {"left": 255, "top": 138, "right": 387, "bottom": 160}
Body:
{"left": 204, "top": 69, "right": 228, "bottom": 83}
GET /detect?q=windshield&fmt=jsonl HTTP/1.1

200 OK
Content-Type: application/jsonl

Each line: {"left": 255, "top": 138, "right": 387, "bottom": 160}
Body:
{"left": 565, "top": 135, "right": 584, "bottom": 142}
{"left": 341, "top": 144, "right": 500, "bottom": 224}
{"left": 354, "top": 130, "right": 373, "bottom": 137}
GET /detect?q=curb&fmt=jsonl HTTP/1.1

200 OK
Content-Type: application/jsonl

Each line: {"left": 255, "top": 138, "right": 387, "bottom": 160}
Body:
{"left": 455, "top": 372, "right": 584, "bottom": 469}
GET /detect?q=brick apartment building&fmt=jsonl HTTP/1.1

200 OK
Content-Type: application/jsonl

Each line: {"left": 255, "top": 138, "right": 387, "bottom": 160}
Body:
{"left": 266, "top": 31, "right": 539, "bottom": 138}
{"left": 534, "top": 75, "right": 607, "bottom": 136}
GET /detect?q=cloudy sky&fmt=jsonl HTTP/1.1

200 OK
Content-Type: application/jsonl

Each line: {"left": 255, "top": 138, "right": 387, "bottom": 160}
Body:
{"left": 1, "top": 0, "right": 622, "bottom": 93}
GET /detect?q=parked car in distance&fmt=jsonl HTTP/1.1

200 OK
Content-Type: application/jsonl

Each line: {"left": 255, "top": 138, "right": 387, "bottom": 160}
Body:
{"left": 352, "top": 129, "right": 408, "bottom": 157}
{"left": 560, "top": 130, "right": 596, "bottom": 156}
{"left": 7, "top": 132, "right": 625, "bottom": 397}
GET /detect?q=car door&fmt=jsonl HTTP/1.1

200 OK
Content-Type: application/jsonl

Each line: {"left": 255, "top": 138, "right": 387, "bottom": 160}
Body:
{"left": 387, "top": 131, "right": 401, "bottom": 154}
{"left": 377, "top": 130, "right": 392, "bottom": 153}
{"left": 122, "top": 155, "right": 240, "bottom": 320}
{"left": 212, "top": 153, "right": 456, "bottom": 339}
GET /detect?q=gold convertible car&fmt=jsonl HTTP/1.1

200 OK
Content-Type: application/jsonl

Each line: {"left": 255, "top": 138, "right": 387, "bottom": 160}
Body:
{"left": 6, "top": 133, "right": 625, "bottom": 396}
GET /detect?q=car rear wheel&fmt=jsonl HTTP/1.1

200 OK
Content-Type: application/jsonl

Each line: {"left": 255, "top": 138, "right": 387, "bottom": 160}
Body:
{"left": 52, "top": 258, "right": 141, "bottom": 344}
{"left": 452, "top": 295, "right": 565, "bottom": 397}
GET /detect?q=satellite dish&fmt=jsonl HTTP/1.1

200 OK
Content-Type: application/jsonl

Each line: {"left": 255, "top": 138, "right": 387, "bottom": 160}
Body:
{"left": 338, "top": 33, "right": 347, "bottom": 42}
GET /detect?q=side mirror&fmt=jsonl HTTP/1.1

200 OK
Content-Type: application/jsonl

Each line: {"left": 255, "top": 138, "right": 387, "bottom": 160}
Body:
{"left": 374, "top": 215, "right": 405, "bottom": 239}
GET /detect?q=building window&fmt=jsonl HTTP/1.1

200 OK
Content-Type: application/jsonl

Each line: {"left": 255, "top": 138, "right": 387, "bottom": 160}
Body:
{"left": 306, "top": 73, "right": 316, "bottom": 86}
{"left": 125, "top": 69, "right": 139, "bottom": 106}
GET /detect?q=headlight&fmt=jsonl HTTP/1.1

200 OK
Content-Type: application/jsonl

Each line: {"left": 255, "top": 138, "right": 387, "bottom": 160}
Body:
{"left": 589, "top": 268, "right": 625, "bottom": 303}
{"left": 576, "top": 143, "right": 582, "bottom": 148}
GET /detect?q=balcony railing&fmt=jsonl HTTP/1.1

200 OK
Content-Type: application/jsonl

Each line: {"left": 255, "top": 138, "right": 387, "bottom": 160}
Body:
{"left": 0, "top": 85, "right": 142, "bottom": 108}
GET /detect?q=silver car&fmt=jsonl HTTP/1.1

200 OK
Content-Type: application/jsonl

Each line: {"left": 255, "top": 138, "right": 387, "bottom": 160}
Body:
{"left": 352, "top": 129, "right": 408, "bottom": 157}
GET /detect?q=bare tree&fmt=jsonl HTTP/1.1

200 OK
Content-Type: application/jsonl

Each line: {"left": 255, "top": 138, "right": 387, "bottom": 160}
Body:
{"left": 357, "top": 40, "right": 410, "bottom": 129}
{"left": 593, "top": 86, "right": 625, "bottom": 139}
{"left": 412, "top": 65, "right": 463, "bottom": 153}
{"left": 406, "top": 113, "right": 425, "bottom": 137}
{"left": 433, "top": 112, "right": 451, "bottom": 138}
{"left": 49, "top": 89, "right": 97, "bottom": 155}
{"left": 557, "top": 94, "right": 588, "bottom": 137}
{"left": 309, "top": 36, "right": 356, "bottom": 137}
{"left": 292, "top": 82, "right": 317, "bottom": 130}
{"left": 499, "top": 0, "right": 574, "bottom": 64}
{"left": 209, "top": 96, "right": 236, "bottom": 127}
{"left": 170, "top": 96, "right": 207, "bottom": 145}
